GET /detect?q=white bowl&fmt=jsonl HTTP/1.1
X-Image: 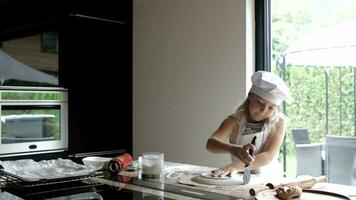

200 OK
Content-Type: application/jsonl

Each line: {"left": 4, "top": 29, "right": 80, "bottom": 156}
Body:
{"left": 82, "top": 156, "right": 111, "bottom": 170}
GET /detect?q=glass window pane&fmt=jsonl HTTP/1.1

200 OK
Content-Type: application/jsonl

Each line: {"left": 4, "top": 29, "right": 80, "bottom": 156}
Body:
{"left": 1, "top": 105, "right": 61, "bottom": 144}
{"left": 1, "top": 91, "right": 61, "bottom": 101}
{"left": 272, "top": 0, "right": 356, "bottom": 185}
{"left": 0, "top": 30, "right": 59, "bottom": 87}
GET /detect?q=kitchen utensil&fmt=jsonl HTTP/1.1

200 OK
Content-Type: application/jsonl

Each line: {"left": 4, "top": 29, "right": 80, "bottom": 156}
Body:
{"left": 243, "top": 168, "right": 251, "bottom": 184}
{"left": 243, "top": 136, "right": 256, "bottom": 184}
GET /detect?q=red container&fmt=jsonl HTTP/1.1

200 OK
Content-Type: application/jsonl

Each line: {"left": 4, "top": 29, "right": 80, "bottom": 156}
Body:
{"left": 108, "top": 153, "right": 133, "bottom": 174}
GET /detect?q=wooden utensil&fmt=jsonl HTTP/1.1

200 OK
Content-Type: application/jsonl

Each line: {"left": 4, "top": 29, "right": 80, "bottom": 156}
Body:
{"left": 249, "top": 175, "right": 327, "bottom": 196}
{"left": 255, "top": 188, "right": 351, "bottom": 200}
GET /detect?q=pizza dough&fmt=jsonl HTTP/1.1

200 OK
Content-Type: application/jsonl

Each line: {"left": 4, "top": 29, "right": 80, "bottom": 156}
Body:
{"left": 200, "top": 172, "right": 230, "bottom": 179}
{"left": 190, "top": 172, "right": 244, "bottom": 186}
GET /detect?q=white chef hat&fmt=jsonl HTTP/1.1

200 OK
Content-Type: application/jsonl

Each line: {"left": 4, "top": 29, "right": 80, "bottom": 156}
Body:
{"left": 249, "top": 71, "right": 292, "bottom": 105}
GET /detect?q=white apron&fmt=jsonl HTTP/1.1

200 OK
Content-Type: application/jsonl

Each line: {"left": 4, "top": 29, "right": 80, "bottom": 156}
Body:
{"left": 229, "top": 115, "right": 283, "bottom": 179}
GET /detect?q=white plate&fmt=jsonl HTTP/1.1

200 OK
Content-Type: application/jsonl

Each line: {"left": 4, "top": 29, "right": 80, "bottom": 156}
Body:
{"left": 200, "top": 171, "right": 231, "bottom": 179}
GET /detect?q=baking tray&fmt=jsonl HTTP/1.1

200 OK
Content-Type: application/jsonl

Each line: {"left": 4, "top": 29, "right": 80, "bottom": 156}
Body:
{"left": 0, "top": 159, "right": 99, "bottom": 187}
{"left": 0, "top": 168, "right": 97, "bottom": 186}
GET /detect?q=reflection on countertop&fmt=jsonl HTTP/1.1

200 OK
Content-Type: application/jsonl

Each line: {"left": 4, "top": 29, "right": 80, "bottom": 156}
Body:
{"left": 1, "top": 161, "right": 356, "bottom": 200}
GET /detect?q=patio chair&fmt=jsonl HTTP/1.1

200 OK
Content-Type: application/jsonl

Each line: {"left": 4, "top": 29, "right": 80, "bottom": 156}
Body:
{"left": 292, "top": 128, "right": 310, "bottom": 144}
{"left": 292, "top": 128, "right": 324, "bottom": 177}
{"left": 325, "top": 135, "right": 356, "bottom": 186}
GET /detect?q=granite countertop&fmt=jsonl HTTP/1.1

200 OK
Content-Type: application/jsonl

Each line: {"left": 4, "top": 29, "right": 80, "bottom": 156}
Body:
{"left": 94, "top": 161, "right": 356, "bottom": 200}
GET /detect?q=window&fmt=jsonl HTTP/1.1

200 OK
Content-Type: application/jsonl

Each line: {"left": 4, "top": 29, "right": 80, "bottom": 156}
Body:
{"left": 0, "top": 30, "right": 59, "bottom": 87}
{"left": 258, "top": 0, "right": 356, "bottom": 185}
{"left": 41, "top": 31, "right": 58, "bottom": 54}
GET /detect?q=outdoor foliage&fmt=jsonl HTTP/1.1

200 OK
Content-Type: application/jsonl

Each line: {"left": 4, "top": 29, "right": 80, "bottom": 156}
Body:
{"left": 282, "top": 66, "right": 355, "bottom": 153}
{"left": 272, "top": 0, "right": 356, "bottom": 155}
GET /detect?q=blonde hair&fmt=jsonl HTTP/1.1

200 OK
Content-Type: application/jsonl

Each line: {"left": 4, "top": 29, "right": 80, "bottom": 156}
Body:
{"left": 232, "top": 98, "right": 285, "bottom": 133}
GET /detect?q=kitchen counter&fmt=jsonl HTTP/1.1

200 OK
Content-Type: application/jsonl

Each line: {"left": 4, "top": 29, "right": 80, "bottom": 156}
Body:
{"left": 1, "top": 161, "right": 355, "bottom": 199}
{"left": 94, "top": 161, "right": 356, "bottom": 200}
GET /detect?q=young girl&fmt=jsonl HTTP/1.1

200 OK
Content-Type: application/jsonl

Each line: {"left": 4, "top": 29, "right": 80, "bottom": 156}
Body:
{"left": 206, "top": 71, "right": 292, "bottom": 178}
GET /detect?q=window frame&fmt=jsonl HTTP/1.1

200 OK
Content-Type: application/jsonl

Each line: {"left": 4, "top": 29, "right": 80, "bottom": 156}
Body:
{"left": 255, "top": 0, "right": 271, "bottom": 72}
{"left": 255, "top": 0, "right": 288, "bottom": 175}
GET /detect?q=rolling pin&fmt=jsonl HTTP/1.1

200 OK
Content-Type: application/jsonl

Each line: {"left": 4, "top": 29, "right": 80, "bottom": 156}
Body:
{"left": 249, "top": 175, "right": 327, "bottom": 196}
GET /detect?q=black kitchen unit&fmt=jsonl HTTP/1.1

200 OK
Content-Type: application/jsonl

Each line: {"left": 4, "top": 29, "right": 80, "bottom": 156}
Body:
{"left": 61, "top": 2, "right": 133, "bottom": 160}
{"left": 0, "top": 170, "right": 133, "bottom": 200}
{"left": 0, "top": 1, "right": 134, "bottom": 199}
{"left": 0, "top": 0, "right": 132, "bottom": 161}
{"left": 0, "top": 180, "right": 159, "bottom": 200}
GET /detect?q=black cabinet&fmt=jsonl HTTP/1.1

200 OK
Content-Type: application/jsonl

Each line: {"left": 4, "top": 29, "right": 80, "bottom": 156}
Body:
{"left": 61, "top": 4, "right": 133, "bottom": 156}
{"left": 0, "top": 0, "right": 62, "bottom": 41}
{"left": 0, "top": 1, "right": 133, "bottom": 158}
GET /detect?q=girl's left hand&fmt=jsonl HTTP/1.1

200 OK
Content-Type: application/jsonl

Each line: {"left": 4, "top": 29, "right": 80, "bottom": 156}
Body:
{"left": 211, "top": 163, "right": 238, "bottom": 177}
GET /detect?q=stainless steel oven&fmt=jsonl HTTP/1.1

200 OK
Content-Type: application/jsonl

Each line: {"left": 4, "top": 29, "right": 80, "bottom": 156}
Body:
{"left": 0, "top": 87, "right": 68, "bottom": 157}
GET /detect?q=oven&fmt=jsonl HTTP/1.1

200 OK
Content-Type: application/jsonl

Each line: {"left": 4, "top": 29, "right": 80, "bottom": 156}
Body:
{"left": 0, "top": 87, "right": 68, "bottom": 157}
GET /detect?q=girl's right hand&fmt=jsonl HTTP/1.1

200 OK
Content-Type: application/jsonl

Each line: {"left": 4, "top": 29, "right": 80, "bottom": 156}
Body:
{"left": 229, "top": 144, "right": 255, "bottom": 166}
